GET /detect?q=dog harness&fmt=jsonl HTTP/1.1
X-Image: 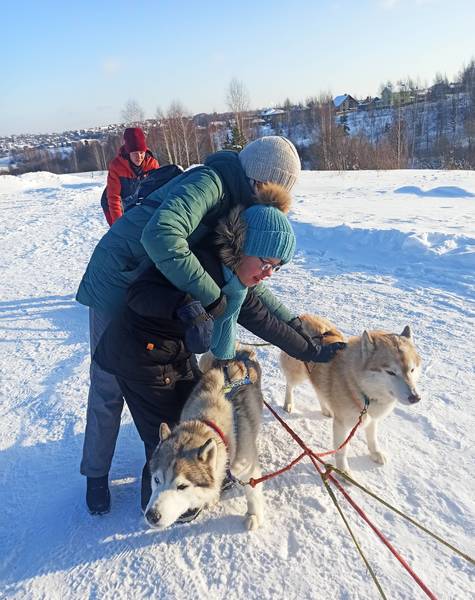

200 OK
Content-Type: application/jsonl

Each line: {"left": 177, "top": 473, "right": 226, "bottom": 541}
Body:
{"left": 202, "top": 419, "right": 229, "bottom": 449}
{"left": 196, "top": 360, "right": 255, "bottom": 487}
{"left": 362, "top": 394, "right": 371, "bottom": 410}
{"left": 222, "top": 363, "right": 253, "bottom": 399}
{"left": 201, "top": 418, "right": 239, "bottom": 487}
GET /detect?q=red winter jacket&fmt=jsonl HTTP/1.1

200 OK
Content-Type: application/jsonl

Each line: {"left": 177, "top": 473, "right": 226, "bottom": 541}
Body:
{"left": 104, "top": 146, "right": 159, "bottom": 225}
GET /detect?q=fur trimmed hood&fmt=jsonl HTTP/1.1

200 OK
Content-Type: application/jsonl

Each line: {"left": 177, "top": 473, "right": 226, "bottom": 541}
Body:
{"left": 252, "top": 182, "right": 292, "bottom": 214}
{"left": 214, "top": 183, "right": 292, "bottom": 271}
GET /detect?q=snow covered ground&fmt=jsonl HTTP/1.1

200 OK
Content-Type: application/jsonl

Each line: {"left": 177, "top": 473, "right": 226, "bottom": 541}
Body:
{"left": 0, "top": 168, "right": 474, "bottom": 599}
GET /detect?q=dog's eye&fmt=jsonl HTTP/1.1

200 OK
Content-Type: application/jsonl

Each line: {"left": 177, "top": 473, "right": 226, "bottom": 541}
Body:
{"left": 386, "top": 370, "right": 397, "bottom": 376}
{"left": 410, "top": 368, "right": 415, "bottom": 373}
{"left": 177, "top": 483, "right": 189, "bottom": 491}
{"left": 154, "top": 476, "right": 161, "bottom": 485}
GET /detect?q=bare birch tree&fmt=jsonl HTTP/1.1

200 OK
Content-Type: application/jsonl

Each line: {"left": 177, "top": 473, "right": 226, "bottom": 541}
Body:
{"left": 170, "top": 101, "right": 191, "bottom": 166}
{"left": 226, "top": 78, "right": 250, "bottom": 143}
{"left": 155, "top": 106, "right": 174, "bottom": 163}
{"left": 121, "top": 99, "right": 145, "bottom": 125}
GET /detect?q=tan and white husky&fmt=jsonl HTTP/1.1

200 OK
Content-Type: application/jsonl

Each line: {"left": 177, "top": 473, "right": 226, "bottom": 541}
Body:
{"left": 144, "top": 349, "right": 265, "bottom": 530}
{"left": 280, "top": 315, "right": 422, "bottom": 476}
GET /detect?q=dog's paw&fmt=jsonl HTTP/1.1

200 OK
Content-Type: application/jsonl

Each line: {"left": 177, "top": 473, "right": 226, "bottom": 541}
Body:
{"left": 283, "top": 402, "right": 293, "bottom": 414}
{"left": 370, "top": 450, "right": 387, "bottom": 465}
{"left": 321, "top": 407, "right": 333, "bottom": 418}
{"left": 245, "top": 512, "right": 263, "bottom": 531}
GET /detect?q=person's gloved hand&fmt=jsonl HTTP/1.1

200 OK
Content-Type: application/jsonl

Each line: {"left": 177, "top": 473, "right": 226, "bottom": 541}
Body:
{"left": 288, "top": 316, "right": 347, "bottom": 363}
{"left": 176, "top": 300, "right": 214, "bottom": 354}
{"left": 307, "top": 341, "right": 347, "bottom": 363}
{"left": 288, "top": 316, "right": 320, "bottom": 343}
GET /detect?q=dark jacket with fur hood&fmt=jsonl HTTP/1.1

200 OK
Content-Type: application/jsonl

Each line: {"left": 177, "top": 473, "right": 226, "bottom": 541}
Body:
{"left": 77, "top": 151, "right": 292, "bottom": 319}
{"left": 94, "top": 203, "right": 318, "bottom": 384}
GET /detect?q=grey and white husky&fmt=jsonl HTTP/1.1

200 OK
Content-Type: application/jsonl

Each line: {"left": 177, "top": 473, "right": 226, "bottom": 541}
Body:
{"left": 144, "top": 349, "right": 265, "bottom": 530}
{"left": 280, "top": 315, "right": 422, "bottom": 477}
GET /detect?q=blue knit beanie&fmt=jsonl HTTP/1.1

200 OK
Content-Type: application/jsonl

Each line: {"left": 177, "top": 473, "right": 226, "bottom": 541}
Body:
{"left": 242, "top": 205, "right": 296, "bottom": 264}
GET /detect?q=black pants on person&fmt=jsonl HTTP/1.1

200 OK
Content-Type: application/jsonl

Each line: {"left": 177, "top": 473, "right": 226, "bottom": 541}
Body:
{"left": 116, "top": 357, "right": 201, "bottom": 510}
{"left": 116, "top": 361, "right": 201, "bottom": 458}
{"left": 117, "top": 365, "right": 200, "bottom": 512}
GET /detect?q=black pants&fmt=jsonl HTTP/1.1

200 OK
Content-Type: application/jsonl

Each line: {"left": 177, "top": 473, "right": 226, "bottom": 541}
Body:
{"left": 117, "top": 368, "right": 200, "bottom": 456}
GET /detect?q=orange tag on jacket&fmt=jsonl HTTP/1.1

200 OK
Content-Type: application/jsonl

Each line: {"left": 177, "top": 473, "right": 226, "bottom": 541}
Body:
{"left": 146, "top": 343, "right": 155, "bottom": 351}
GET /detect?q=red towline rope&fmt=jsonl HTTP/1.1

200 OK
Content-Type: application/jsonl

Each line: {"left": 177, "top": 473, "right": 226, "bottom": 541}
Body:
{"left": 253, "top": 399, "right": 438, "bottom": 600}
{"left": 249, "top": 401, "right": 366, "bottom": 487}
{"left": 321, "top": 466, "right": 438, "bottom": 600}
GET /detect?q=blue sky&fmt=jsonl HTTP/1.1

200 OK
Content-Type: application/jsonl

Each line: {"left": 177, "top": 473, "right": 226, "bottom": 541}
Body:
{"left": 2, "top": 0, "right": 474, "bottom": 135}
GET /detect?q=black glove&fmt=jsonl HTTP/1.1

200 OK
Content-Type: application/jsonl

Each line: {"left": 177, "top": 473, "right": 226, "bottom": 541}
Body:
{"left": 307, "top": 341, "right": 347, "bottom": 363}
{"left": 288, "top": 316, "right": 317, "bottom": 340}
{"left": 288, "top": 316, "right": 347, "bottom": 363}
{"left": 176, "top": 300, "right": 214, "bottom": 354}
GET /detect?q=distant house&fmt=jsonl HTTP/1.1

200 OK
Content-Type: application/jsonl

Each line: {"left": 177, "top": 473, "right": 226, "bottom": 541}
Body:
{"left": 415, "top": 89, "right": 428, "bottom": 102}
{"left": 261, "top": 108, "right": 287, "bottom": 128}
{"left": 448, "top": 82, "right": 463, "bottom": 94}
{"left": 261, "top": 108, "right": 286, "bottom": 118}
{"left": 358, "top": 96, "right": 381, "bottom": 111}
{"left": 208, "top": 120, "right": 226, "bottom": 129}
{"left": 333, "top": 94, "right": 359, "bottom": 112}
{"left": 192, "top": 113, "right": 210, "bottom": 128}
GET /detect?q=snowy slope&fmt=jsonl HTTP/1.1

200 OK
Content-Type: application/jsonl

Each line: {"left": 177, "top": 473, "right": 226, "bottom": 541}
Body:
{"left": 0, "top": 169, "right": 474, "bottom": 599}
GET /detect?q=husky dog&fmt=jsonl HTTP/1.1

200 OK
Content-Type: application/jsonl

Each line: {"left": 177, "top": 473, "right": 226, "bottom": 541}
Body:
{"left": 144, "top": 349, "right": 265, "bottom": 530}
{"left": 280, "top": 315, "right": 422, "bottom": 476}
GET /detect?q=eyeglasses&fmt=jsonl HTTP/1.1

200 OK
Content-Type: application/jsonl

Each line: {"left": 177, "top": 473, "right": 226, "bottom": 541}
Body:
{"left": 258, "top": 257, "right": 282, "bottom": 273}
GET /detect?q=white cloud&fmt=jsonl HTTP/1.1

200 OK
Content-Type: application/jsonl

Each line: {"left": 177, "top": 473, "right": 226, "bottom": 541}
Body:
{"left": 101, "top": 58, "right": 121, "bottom": 77}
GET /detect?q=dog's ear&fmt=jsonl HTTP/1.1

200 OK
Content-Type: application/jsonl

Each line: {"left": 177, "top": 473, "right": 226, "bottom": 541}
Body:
{"left": 198, "top": 438, "right": 218, "bottom": 469}
{"left": 235, "top": 345, "right": 257, "bottom": 361}
{"left": 159, "top": 422, "right": 171, "bottom": 442}
{"left": 226, "top": 361, "right": 246, "bottom": 381}
{"left": 361, "top": 331, "right": 375, "bottom": 360}
{"left": 198, "top": 351, "right": 214, "bottom": 373}
{"left": 247, "top": 364, "right": 258, "bottom": 383}
{"left": 400, "top": 325, "right": 412, "bottom": 340}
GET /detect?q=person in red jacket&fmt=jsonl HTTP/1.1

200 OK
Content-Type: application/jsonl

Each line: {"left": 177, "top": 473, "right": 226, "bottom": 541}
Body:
{"left": 102, "top": 127, "right": 159, "bottom": 226}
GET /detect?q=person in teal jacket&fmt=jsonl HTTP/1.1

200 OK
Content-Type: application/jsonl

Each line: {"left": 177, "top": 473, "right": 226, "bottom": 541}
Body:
{"left": 76, "top": 136, "right": 336, "bottom": 515}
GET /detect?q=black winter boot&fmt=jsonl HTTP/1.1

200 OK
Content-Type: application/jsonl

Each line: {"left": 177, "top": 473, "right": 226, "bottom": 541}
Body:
{"left": 86, "top": 475, "right": 110, "bottom": 515}
{"left": 141, "top": 463, "right": 152, "bottom": 513}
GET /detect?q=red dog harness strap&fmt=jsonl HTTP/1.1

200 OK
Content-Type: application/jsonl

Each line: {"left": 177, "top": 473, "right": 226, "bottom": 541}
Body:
{"left": 202, "top": 419, "right": 229, "bottom": 449}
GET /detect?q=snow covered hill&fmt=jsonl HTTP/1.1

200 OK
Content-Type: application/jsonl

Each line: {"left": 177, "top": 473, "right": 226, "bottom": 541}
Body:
{"left": 0, "top": 169, "right": 474, "bottom": 599}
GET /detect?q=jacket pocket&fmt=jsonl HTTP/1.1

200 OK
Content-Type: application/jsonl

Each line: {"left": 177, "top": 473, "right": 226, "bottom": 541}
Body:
{"left": 145, "top": 338, "right": 186, "bottom": 365}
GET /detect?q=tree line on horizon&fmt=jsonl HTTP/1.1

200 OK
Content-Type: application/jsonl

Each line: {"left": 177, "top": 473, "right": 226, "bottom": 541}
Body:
{"left": 9, "top": 60, "right": 475, "bottom": 175}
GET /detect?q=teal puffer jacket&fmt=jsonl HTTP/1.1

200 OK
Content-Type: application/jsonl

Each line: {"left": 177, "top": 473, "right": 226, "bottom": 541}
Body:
{"left": 77, "top": 151, "right": 256, "bottom": 314}
{"left": 77, "top": 150, "right": 294, "bottom": 323}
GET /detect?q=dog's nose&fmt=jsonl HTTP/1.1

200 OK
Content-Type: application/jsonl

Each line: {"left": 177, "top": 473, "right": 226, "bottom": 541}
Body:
{"left": 145, "top": 508, "right": 161, "bottom": 526}
{"left": 408, "top": 393, "right": 421, "bottom": 404}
